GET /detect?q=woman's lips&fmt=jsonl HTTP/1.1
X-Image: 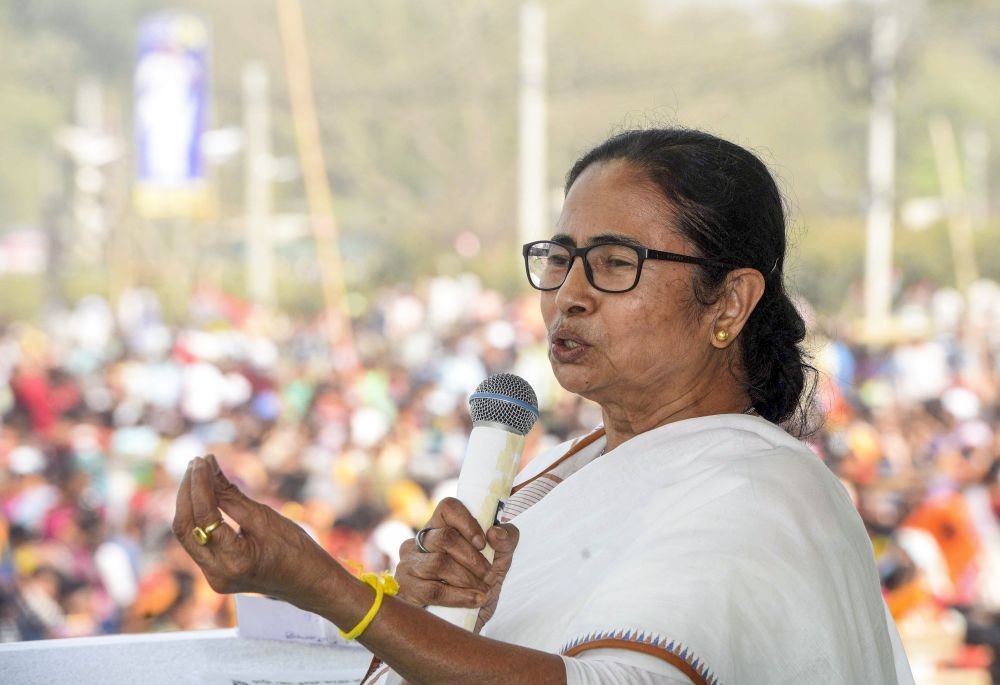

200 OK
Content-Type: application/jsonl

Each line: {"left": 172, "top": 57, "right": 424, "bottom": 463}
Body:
{"left": 550, "top": 334, "right": 590, "bottom": 363}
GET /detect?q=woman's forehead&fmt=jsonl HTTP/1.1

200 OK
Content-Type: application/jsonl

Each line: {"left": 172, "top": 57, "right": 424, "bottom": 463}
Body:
{"left": 556, "top": 160, "right": 679, "bottom": 246}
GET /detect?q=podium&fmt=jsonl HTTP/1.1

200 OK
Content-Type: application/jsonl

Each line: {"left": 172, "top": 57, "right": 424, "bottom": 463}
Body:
{"left": 0, "top": 628, "right": 373, "bottom": 685}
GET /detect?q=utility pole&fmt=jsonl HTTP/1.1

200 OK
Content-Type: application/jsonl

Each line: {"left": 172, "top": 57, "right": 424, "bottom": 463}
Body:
{"left": 929, "top": 116, "right": 978, "bottom": 292}
{"left": 864, "top": 0, "right": 898, "bottom": 342}
{"left": 72, "top": 78, "right": 108, "bottom": 259}
{"left": 518, "top": 2, "right": 547, "bottom": 254}
{"left": 243, "top": 62, "right": 275, "bottom": 306}
{"left": 52, "top": 77, "right": 124, "bottom": 312}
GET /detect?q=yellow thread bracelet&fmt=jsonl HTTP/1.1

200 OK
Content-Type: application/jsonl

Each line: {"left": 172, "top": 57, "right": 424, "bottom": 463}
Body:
{"left": 339, "top": 571, "right": 399, "bottom": 641}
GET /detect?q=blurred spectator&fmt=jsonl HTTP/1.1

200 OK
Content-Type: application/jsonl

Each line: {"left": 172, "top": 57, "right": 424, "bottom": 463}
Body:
{"left": 2, "top": 276, "right": 999, "bottom": 683}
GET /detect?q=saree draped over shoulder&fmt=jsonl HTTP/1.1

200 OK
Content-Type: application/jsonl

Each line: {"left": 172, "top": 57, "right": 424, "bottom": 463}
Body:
{"left": 481, "top": 414, "right": 913, "bottom": 684}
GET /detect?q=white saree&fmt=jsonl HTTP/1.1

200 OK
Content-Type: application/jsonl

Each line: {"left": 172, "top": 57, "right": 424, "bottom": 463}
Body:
{"left": 481, "top": 414, "right": 913, "bottom": 684}
{"left": 367, "top": 414, "right": 913, "bottom": 684}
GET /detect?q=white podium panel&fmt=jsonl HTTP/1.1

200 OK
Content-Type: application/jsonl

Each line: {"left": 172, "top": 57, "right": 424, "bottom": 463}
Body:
{"left": 0, "top": 629, "right": 373, "bottom": 685}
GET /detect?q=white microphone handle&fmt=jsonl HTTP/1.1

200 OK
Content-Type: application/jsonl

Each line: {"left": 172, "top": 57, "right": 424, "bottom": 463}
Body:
{"left": 427, "top": 424, "right": 525, "bottom": 631}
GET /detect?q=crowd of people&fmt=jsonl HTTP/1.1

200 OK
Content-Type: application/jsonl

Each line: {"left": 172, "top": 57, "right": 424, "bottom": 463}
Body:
{"left": 1, "top": 275, "right": 999, "bottom": 677}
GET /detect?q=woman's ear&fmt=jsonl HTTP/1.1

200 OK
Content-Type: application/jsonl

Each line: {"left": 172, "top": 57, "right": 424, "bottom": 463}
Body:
{"left": 710, "top": 268, "right": 766, "bottom": 348}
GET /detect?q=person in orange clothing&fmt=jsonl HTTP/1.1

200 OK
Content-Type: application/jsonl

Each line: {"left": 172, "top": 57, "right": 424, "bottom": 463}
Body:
{"left": 903, "top": 490, "right": 981, "bottom": 605}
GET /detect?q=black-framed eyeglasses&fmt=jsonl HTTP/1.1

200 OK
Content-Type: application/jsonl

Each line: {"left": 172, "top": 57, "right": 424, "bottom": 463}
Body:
{"left": 522, "top": 240, "right": 736, "bottom": 293}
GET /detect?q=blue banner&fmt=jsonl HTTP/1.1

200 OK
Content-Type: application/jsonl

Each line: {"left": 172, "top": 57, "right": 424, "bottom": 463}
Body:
{"left": 133, "top": 12, "right": 212, "bottom": 218}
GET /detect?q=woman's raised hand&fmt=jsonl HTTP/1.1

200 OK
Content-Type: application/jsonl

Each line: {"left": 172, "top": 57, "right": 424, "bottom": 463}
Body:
{"left": 172, "top": 455, "right": 335, "bottom": 607}
{"left": 394, "top": 497, "right": 519, "bottom": 626}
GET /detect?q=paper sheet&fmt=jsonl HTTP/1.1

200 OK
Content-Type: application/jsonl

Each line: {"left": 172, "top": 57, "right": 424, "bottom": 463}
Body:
{"left": 195, "top": 668, "right": 367, "bottom": 685}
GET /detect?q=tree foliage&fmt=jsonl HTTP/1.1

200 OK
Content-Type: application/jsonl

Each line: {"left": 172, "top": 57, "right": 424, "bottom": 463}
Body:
{"left": 0, "top": 0, "right": 997, "bottom": 316}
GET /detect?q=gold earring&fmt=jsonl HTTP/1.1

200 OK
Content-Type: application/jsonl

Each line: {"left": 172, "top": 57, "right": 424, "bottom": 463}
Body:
{"left": 715, "top": 329, "right": 729, "bottom": 342}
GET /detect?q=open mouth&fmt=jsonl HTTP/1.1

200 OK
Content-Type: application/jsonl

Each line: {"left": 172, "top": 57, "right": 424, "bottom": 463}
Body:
{"left": 551, "top": 330, "right": 590, "bottom": 360}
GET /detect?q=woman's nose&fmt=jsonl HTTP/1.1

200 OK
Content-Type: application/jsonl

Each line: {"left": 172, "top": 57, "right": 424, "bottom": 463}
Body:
{"left": 553, "top": 257, "right": 594, "bottom": 314}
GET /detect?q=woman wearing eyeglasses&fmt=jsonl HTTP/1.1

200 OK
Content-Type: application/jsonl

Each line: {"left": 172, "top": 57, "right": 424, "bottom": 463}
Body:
{"left": 174, "top": 128, "right": 913, "bottom": 684}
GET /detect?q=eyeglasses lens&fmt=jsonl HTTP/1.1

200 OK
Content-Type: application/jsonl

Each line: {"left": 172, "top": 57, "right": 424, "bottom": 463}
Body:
{"left": 526, "top": 242, "right": 640, "bottom": 292}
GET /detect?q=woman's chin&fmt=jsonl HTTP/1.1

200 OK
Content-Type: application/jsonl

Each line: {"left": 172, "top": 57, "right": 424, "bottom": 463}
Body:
{"left": 551, "top": 366, "right": 597, "bottom": 396}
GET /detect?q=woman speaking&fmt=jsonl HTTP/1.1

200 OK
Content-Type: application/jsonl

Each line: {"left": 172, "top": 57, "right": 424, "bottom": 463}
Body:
{"left": 174, "top": 128, "right": 913, "bottom": 684}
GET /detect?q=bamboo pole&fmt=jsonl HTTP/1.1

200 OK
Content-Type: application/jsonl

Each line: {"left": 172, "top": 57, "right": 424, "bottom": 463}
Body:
{"left": 929, "top": 116, "right": 979, "bottom": 292}
{"left": 275, "top": 0, "right": 354, "bottom": 356}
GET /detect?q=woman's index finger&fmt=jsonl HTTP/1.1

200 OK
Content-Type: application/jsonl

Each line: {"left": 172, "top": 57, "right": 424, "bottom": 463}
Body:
{"left": 189, "top": 456, "right": 224, "bottom": 527}
{"left": 437, "top": 497, "right": 487, "bottom": 549}
{"left": 173, "top": 461, "right": 196, "bottom": 535}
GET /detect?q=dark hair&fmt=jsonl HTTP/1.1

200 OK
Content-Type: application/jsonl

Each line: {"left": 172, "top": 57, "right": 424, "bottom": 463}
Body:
{"left": 565, "top": 128, "right": 815, "bottom": 431}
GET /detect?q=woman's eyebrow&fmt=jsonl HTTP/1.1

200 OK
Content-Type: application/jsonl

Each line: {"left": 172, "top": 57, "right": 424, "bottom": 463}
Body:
{"left": 549, "top": 232, "right": 641, "bottom": 247}
{"left": 589, "top": 232, "right": 641, "bottom": 247}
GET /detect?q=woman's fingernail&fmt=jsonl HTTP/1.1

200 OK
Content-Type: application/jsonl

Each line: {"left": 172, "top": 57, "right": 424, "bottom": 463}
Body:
{"left": 494, "top": 527, "right": 508, "bottom": 540}
{"left": 473, "top": 534, "right": 485, "bottom": 548}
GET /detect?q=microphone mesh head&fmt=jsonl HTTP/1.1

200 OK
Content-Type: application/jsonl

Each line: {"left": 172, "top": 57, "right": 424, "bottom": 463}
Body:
{"left": 469, "top": 373, "right": 539, "bottom": 435}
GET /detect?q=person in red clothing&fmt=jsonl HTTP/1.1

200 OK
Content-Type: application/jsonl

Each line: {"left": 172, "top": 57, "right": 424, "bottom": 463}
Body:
{"left": 9, "top": 363, "right": 56, "bottom": 439}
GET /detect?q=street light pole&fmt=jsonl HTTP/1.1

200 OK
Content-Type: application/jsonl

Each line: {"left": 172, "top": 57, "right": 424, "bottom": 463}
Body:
{"left": 518, "top": 2, "right": 547, "bottom": 256}
{"left": 864, "top": 0, "right": 898, "bottom": 342}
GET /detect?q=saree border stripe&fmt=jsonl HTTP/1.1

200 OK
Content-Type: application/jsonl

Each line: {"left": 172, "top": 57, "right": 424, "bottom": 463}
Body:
{"left": 562, "top": 630, "right": 718, "bottom": 685}
{"left": 510, "top": 427, "right": 606, "bottom": 495}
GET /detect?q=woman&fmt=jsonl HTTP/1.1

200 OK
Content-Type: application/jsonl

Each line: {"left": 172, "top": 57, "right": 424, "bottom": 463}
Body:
{"left": 175, "top": 128, "right": 913, "bottom": 683}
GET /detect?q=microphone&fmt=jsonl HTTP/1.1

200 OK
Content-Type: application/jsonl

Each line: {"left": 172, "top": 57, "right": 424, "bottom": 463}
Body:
{"left": 427, "top": 373, "right": 539, "bottom": 631}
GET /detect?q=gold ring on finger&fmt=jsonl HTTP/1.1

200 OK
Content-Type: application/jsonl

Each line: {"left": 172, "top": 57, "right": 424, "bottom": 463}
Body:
{"left": 193, "top": 519, "right": 225, "bottom": 546}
